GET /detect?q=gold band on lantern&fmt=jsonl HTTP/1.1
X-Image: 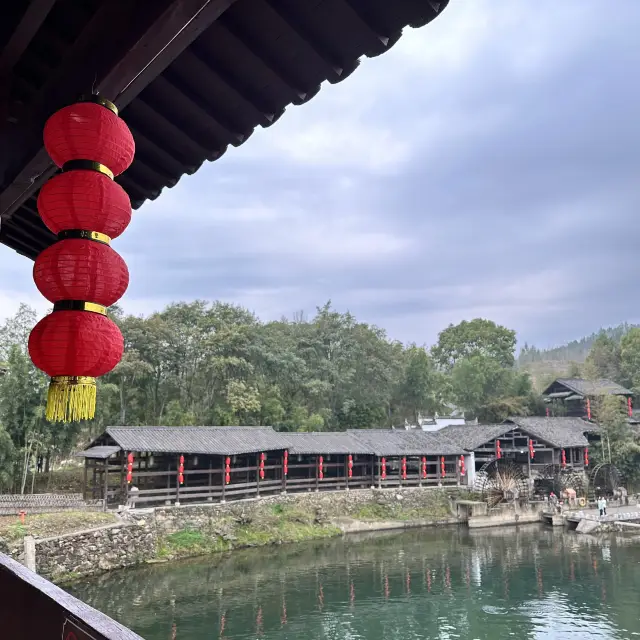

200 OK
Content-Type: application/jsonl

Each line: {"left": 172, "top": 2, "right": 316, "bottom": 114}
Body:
{"left": 78, "top": 94, "right": 119, "bottom": 116}
{"left": 53, "top": 301, "right": 107, "bottom": 315}
{"left": 57, "top": 229, "right": 111, "bottom": 245}
{"left": 47, "top": 376, "right": 97, "bottom": 423}
{"left": 62, "top": 160, "right": 114, "bottom": 180}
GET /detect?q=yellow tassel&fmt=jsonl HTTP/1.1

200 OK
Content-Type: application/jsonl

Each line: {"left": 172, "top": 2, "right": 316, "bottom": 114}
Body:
{"left": 46, "top": 376, "right": 96, "bottom": 423}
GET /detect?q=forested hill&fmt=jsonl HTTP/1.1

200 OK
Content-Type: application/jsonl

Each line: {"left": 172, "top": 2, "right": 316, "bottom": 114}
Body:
{"left": 518, "top": 323, "right": 638, "bottom": 365}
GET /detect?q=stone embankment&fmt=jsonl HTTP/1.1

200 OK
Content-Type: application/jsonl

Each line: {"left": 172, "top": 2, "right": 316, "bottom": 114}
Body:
{"left": 13, "top": 487, "right": 465, "bottom": 583}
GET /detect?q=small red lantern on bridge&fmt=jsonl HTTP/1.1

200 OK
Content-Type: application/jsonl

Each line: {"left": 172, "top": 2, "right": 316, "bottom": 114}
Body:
{"left": 318, "top": 456, "right": 324, "bottom": 480}
{"left": 126, "top": 452, "right": 134, "bottom": 484}
{"left": 283, "top": 450, "right": 288, "bottom": 476}
{"left": 561, "top": 449, "right": 566, "bottom": 469}
{"left": 381, "top": 457, "right": 387, "bottom": 480}
{"left": 178, "top": 455, "right": 184, "bottom": 485}
{"left": 401, "top": 456, "right": 407, "bottom": 480}
{"left": 440, "top": 456, "right": 446, "bottom": 478}
{"left": 421, "top": 456, "right": 427, "bottom": 479}
{"left": 259, "top": 452, "right": 265, "bottom": 480}
{"left": 348, "top": 454, "right": 353, "bottom": 479}
{"left": 225, "top": 456, "right": 231, "bottom": 485}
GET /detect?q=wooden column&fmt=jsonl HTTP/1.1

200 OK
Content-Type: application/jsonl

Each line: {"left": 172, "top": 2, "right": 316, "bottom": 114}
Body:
{"left": 377, "top": 457, "right": 381, "bottom": 489}
{"left": 256, "top": 453, "right": 261, "bottom": 497}
{"left": 345, "top": 455, "right": 349, "bottom": 491}
{"left": 527, "top": 437, "right": 532, "bottom": 481}
{"left": 418, "top": 457, "right": 422, "bottom": 488}
{"left": 102, "top": 460, "right": 109, "bottom": 512}
{"left": 207, "top": 458, "right": 213, "bottom": 501}
{"left": 82, "top": 458, "right": 88, "bottom": 500}
{"left": 175, "top": 455, "right": 181, "bottom": 505}
{"left": 119, "top": 452, "right": 125, "bottom": 504}
{"left": 437, "top": 456, "right": 442, "bottom": 487}
{"left": 399, "top": 458, "right": 403, "bottom": 487}
{"left": 92, "top": 461, "right": 97, "bottom": 499}
{"left": 281, "top": 452, "right": 287, "bottom": 494}
{"left": 457, "top": 457, "right": 461, "bottom": 486}
{"left": 221, "top": 457, "right": 226, "bottom": 503}
{"left": 315, "top": 455, "right": 319, "bottom": 492}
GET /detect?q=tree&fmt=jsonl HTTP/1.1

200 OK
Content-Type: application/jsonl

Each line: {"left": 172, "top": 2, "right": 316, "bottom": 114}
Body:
{"left": 432, "top": 319, "right": 517, "bottom": 370}
{"left": 583, "top": 331, "right": 621, "bottom": 382}
{"left": 620, "top": 327, "right": 640, "bottom": 392}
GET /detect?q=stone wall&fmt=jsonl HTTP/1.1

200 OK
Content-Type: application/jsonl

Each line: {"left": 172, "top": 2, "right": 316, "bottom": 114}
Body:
{"left": 0, "top": 493, "right": 102, "bottom": 516}
{"left": 35, "top": 520, "right": 157, "bottom": 581}
{"left": 30, "top": 487, "right": 463, "bottom": 582}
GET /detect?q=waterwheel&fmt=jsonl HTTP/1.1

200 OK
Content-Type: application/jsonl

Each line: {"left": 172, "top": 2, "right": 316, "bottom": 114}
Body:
{"left": 474, "top": 459, "right": 530, "bottom": 507}
{"left": 536, "top": 464, "right": 585, "bottom": 498}
{"left": 588, "top": 463, "right": 621, "bottom": 499}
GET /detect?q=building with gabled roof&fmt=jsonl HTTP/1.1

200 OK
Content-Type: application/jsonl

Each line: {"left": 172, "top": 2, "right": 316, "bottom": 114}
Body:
{"left": 542, "top": 377, "right": 633, "bottom": 418}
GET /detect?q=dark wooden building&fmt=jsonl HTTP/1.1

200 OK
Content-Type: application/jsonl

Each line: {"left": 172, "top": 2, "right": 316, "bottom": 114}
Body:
{"left": 542, "top": 378, "right": 633, "bottom": 418}
{"left": 80, "top": 426, "right": 469, "bottom": 506}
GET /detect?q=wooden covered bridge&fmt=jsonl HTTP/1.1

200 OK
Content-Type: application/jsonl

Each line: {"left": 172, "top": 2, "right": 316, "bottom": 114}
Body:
{"left": 80, "top": 426, "right": 468, "bottom": 507}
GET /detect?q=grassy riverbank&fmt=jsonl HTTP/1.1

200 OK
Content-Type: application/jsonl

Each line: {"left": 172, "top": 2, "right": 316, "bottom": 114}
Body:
{"left": 155, "top": 490, "right": 458, "bottom": 561}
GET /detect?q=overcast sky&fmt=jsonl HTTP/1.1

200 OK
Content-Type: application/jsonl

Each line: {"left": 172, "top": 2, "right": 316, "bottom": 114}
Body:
{"left": 2, "top": 0, "right": 640, "bottom": 349}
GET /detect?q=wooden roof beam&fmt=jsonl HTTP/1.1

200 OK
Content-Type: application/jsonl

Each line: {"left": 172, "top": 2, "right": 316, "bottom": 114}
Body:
{"left": 0, "top": 0, "right": 237, "bottom": 226}
{"left": 0, "top": 0, "right": 58, "bottom": 77}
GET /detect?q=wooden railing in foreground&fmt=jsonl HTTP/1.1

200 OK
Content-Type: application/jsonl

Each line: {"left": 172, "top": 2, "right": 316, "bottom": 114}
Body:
{"left": 0, "top": 552, "right": 141, "bottom": 639}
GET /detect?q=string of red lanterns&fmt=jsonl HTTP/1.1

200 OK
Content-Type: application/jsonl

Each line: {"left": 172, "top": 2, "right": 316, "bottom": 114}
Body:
{"left": 401, "top": 456, "right": 407, "bottom": 480}
{"left": 347, "top": 454, "right": 353, "bottom": 479}
{"left": 178, "top": 455, "right": 185, "bottom": 485}
{"left": 225, "top": 456, "right": 231, "bottom": 485}
{"left": 318, "top": 455, "right": 324, "bottom": 480}
{"left": 628, "top": 397, "right": 633, "bottom": 417}
{"left": 529, "top": 439, "right": 535, "bottom": 460}
{"left": 29, "top": 96, "right": 135, "bottom": 422}
{"left": 381, "top": 457, "right": 387, "bottom": 480}
{"left": 440, "top": 456, "right": 446, "bottom": 478}
{"left": 126, "top": 452, "right": 134, "bottom": 484}
{"left": 421, "top": 456, "right": 427, "bottom": 479}
{"left": 496, "top": 440, "right": 502, "bottom": 460}
{"left": 259, "top": 452, "right": 265, "bottom": 480}
{"left": 561, "top": 449, "right": 566, "bottom": 468}
{"left": 459, "top": 455, "right": 466, "bottom": 476}
{"left": 283, "top": 450, "right": 288, "bottom": 476}
{"left": 586, "top": 398, "right": 592, "bottom": 420}
{"left": 584, "top": 447, "right": 589, "bottom": 466}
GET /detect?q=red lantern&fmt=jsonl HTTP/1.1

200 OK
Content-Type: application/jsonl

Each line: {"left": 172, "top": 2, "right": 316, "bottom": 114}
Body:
{"left": 44, "top": 101, "right": 135, "bottom": 175}
{"left": 348, "top": 454, "right": 353, "bottom": 479}
{"left": 38, "top": 170, "right": 131, "bottom": 238}
{"left": 545, "top": 407, "right": 550, "bottom": 417}
{"left": 126, "top": 452, "right": 134, "bottom": 484}
{"left": 496, "top": 440, "right": 502, "bottom": 460}
{"left": 440, "top": 456, "right": 446, "bottom": 478}
{"left": 259, "top": 452, "right": 265, "bottom": 480}
{"left": 34, "top": 240, "right": 129, "bottom": 306}
{"left": 283, "top": 450, "right": 288, "bottom": 476}
{"left": 381, "top": 457, "right": 387, "bottom": 480}
{"left": 178, "top": 455, "right": 185, "bottom": 485}
{"left": 318, "top": 455, "right": 324, "bottom": 480}
{"left": 584, "top": 448, "right": 589, "bottom": 467}
{"left": 401, "top": 456, "right": 407, "bottom": 480}
{"left": 29, "top": 95, "right": 135, "bottom": 422}
{"left": 586, "top": 398, "right": 591, "bottom": 420}
{"left": 529, "top": 439, "right": 535, "bottom": 460}
{"left": 628, "top": 397, "right": 633, "bottom": 417}
{"left": 421, "top": 456, "right": 427, "bottom": 479}
{"left": 561, "top": 449, "right": 566, "bottom": 468}
{"left": 225, "top": 456, "right": 231, "bottom": 485}
{"left": 459, "top": 455, "right": 466, "bottom": 476}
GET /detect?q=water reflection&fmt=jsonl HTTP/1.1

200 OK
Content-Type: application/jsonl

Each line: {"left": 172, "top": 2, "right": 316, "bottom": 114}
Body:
{"left": 67, "top": 525, "right": 640, "bottom": 640}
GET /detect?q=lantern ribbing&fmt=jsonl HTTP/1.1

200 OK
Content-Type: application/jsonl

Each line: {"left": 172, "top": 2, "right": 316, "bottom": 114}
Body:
{"left": 29, "top": 95, "right": 134, "bottom": 423}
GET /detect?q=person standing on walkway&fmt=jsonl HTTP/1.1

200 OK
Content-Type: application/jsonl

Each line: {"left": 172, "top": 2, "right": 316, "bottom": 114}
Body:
{"left": 597, "top": 496, "right": 606, "bottom": 517}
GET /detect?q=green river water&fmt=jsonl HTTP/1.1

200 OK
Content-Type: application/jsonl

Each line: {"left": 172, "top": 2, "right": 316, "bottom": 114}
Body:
{"left": 68, "top": 525, "right": 640, "bottom": 640}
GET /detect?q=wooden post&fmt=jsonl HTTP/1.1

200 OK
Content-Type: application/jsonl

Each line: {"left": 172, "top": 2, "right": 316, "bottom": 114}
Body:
{"left": 92, "top": 461, "right": 97, "bottom": 499}
{"left": 419, "top": 457, "right": 422, "bottom": 488}
{"left": 221, "top": 457, "right": 226, "bottom": 503}
{"left": 281, "top": 453, "right": 287, "bottom": 494}
{"left": 119, "top": 452, "right": 125, "bottom": 504}
{"left": 82, "top": 458, "right": 88, "bottom": 500}
{"left": 207, "top": 458, "right": 213, "bottom": 502}
{"left": 256, "top": 453, "right": 261, "bottom": 497}
{"left": 175, "top": 455, "right": 181, "bottom": 505}
{"left": 345, "top": 455, "right": 349, "bottom": 491}
{"left": 457, "top": 457, "right": 461, "bottom": 486}
{"left": 377, "top": 457, "right": 381, "bottom": 489}
{"left": 399, "top": 458, "right": 403, "bottom": 487}
{"left": 315, "top": 455, "right": 319, "bottom": 492}
{"left": 527, "top": 437, "right": 532, "bottom": 481}
{"left": 437, "top": 456, "right": 442, "bottom": 487}
{"left": 102, "top": 460, "right": 109, "bottom": 512}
